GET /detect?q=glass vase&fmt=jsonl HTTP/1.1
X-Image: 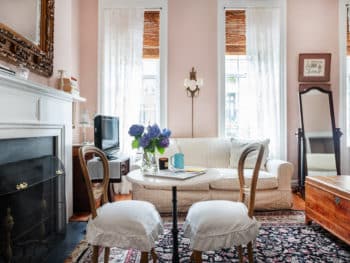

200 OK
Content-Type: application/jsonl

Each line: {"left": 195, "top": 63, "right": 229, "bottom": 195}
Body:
{"left": 141, "top": 151, "right": 158, "bottom": 175}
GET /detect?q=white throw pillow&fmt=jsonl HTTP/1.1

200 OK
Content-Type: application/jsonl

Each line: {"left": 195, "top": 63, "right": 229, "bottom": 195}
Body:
{"left": 229, "top": 138, "right": 270, "bottom": 169}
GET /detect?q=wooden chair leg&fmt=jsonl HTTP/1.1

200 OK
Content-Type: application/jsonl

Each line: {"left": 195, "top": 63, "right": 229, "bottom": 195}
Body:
{"left": 151, "top": 248, "right": 158, "bottom": 263}
{"left": 247, "top": 242, "right": 254, "bottom": 263}
{"left": 104, "top": 247, "right": 110, "bottom": 263}
{"left": 237, "top": 245, "right": 243, "bottom": 263}
{"left": 140, "top": 251, "right": 149, "bottom": 263}
{"left": 92, "top": 245, "right": 99, "bottom": 263}
{"left": 192, "top": 250, "right": 202, "bottom": 263}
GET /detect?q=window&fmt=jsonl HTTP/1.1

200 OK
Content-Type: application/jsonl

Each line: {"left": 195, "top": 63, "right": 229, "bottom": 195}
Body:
{"left": 224, "top": 10, "right": 247, "bottom": 137}
{"left": 141, "top": 58, "right": 160, "bottom": 124}
{"left": 98, "top": 0, "right": 167, "bottom": 152}
{"left": 225, "top": 55, "right": 247, "bottom": 137}
{"left": 218, "top": 0, "right": 286, "bottom": 159}
{"left": 140, "top": 11, "right": 160, "bottom": 125}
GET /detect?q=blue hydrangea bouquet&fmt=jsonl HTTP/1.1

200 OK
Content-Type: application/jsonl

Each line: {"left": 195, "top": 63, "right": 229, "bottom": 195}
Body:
{"left": 129, "top": 124, "right": 171, "bottom": 174}
{"left": 128, "top": 124, "right": 171, "bottom": 154}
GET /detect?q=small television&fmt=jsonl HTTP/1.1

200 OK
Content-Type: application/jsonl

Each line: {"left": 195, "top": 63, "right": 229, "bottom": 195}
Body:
{"left": 94, "top": 115, "right": 119, "bottom": 157}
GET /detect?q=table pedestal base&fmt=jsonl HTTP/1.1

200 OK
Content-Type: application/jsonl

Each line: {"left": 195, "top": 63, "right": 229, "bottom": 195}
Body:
{"left": 172, "top": 186, "right": 179, "bottom": 263}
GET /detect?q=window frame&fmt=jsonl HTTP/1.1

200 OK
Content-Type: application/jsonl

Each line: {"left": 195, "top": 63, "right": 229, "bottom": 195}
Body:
{"left": 98, "top": 0, "right": 168, "bottom": 128}
{"left": 217, "top": 0, "right": 287, "bottom": 160}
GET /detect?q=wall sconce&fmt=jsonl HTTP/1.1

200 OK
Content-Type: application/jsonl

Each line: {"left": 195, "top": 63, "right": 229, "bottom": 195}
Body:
{"left": 184, "top": 67, "right": 204, "bottom": 137}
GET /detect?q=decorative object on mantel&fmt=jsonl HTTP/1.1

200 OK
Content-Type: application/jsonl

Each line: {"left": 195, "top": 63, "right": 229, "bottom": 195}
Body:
{"left": 58, "top": 69, "right": 80, "bottom": 95}
{"left": 63, "top": 77, "right": 80, "bottom": 95}
{"left": 16, "top": 64, "right": 29, "bottom": 79}
{"left": 58, "top": 69, "right": 67, "bottom": 90}
{"left": 129, "top": 124, "right": 171, "bottom": 175}
{"left": 298, "top": 53, "right": 331, "bottom": 82}
{"left": 184, "top": 67, "right": 203, "bottom": 137}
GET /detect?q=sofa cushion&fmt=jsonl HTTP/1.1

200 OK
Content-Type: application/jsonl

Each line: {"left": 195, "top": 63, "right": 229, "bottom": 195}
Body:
{"left": 229, "top": 138, "right": 270, "bottom": 169}
{"left": 210, "top": 168, "right": 278, "bottom": 190}
{"left": 175, "top": 138, "right": 231, "bottom": 168}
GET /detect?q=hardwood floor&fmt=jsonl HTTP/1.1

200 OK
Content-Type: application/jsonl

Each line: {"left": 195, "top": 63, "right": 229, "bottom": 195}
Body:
{"left": 291, "top": 192, "right": 305, "bottom": 210}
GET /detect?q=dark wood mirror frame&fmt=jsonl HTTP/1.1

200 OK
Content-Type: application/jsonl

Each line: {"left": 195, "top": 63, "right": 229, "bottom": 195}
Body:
{"left": 0, "top": 0, "right": 54, "bottom": 77}
{"left": 297, "top": 84, "right": 342, "bottom": 198}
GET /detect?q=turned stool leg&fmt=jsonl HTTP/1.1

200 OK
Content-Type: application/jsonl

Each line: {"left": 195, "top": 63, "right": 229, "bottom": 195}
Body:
{"left": 192, "top": 250, "right": 202, "bottom": 263}
{"left": 237, "top": 245, "right": 243, "bottom": 263}
{"left": 104, "top": 247, "right": 110, "bottom": 263}
{"left": 247, "top": 242, "right": 254, "bottom": 263}
{"left": 92, "top": 246, "right": 99, "bottom": 263}
{"left": 140, "top": 251, "right": 149, "bottom": 263}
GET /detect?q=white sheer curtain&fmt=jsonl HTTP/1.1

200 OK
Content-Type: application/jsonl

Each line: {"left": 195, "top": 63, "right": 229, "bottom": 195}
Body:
{"left": 237, "top": 7, "right": 281, "bottom": 158}
{"left": 100, "top": 8, "right": 144, "bottom": 153}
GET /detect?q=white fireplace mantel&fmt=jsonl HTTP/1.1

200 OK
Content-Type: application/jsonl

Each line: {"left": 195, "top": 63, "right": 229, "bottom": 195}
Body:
{"left": 0, "top": 72, "right": 84, "bottom": 219}
{"left": 0, "top": 72, "right": 85, "bottom": 103}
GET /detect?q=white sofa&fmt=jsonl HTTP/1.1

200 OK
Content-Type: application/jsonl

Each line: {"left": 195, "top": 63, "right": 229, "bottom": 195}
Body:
{"left": 131, "top": 138, "right": 294, "bottom": 213}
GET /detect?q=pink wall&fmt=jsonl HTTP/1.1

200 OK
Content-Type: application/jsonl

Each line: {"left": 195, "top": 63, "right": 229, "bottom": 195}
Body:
{"left": 168, "top": 0, "right": 217, "bottom": 137}
{"left": 78, "top": 0, "right": 99, "bottom": 142}
{"left": 287, "top": 0, "right": 339, "bottom": 178}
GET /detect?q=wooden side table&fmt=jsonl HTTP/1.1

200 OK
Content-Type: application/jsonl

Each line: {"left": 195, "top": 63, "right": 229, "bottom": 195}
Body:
{"left": 72, "top": 145, "right": 130, "bottom": 213}
{"left": 305, "top": 175, "right": 350, "bottom": 245}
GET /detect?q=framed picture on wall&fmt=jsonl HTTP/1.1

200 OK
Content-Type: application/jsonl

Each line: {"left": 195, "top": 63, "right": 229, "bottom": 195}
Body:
{"left": 298, "top": 53, "right": 331, "bottom": 82}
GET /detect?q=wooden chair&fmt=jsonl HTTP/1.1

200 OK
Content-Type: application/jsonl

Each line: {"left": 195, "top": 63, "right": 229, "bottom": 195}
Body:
{"left": 79, "top": 146, "right": 163, "bottom": 263}
{"left": 183, "top": 143, "right": 265, "bottom": 263}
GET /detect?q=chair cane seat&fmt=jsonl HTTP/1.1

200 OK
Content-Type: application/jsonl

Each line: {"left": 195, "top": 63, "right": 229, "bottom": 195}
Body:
{"left": 183, "top": 200, "right": 260, "bottom": 251}
{"left": 86, "top": 200, "right": 163, "bottom": 251}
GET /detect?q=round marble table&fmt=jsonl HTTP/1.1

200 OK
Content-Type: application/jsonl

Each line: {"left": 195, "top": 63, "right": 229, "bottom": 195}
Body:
{"left": 127, "top": 168, "right": 222, "bottom": 263}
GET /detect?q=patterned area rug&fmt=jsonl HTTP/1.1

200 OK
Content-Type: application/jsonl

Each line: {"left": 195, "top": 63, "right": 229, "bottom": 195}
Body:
{"left": 65, "top": 211, "right": 350, "bottom": 263}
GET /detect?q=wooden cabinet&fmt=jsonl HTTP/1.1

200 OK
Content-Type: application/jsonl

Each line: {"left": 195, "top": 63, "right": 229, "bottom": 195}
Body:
{"left": 72, "top": 145, "right": 130, "bottom": 213}
{"left": 305, "top": 176, "right": 350, "bottom": 245}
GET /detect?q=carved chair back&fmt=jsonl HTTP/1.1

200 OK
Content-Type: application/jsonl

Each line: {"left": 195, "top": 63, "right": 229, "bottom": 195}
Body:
{"left": 78, "top": 146, "right": 110, "bottom": 219}
{"left": 237, "top": 143, "right": 265, "bottom": 218}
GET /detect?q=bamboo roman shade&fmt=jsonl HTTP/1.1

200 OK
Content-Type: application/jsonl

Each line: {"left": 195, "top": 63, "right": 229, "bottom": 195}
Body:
{"left": 143, "top": 11, "right": 160, "bottom": 59}
{"left": 226, "top": 10, "right": 246, "bottom": 55}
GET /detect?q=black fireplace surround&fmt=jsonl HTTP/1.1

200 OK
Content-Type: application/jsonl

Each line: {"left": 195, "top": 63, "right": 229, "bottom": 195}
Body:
{"left": 0, "top": 137, "right": 66, "bottom": 263}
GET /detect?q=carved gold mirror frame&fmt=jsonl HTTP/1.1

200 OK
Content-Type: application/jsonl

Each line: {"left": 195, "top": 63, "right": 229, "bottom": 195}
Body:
{"left": 0, "top": 0, "right": 54, "bottom": 77}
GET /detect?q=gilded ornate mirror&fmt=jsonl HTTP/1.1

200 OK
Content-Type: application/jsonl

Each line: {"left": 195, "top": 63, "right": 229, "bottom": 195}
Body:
{"left": 297, "top": 84, "right": 342, "bottom": 197}
{"left": 0, "top": 0, "right": 54, "bottom": 77}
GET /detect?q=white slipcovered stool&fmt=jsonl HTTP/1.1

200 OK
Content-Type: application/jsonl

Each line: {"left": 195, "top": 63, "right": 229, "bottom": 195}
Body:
{"left": 183, "top": 143, "right": 265, "bottom": 263}
{"left": 183, "top": 200, "right": 259, "bottom": 251}
{"left": 86, "top": 200, "right": 163, "bottom": 251}
{"left": 79, "top": 146, "right": 163, "bottom": 263}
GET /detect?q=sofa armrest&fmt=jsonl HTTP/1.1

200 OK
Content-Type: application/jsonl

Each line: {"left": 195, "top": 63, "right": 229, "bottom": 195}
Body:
{"left": 265, "top": 159, "right": 294, "bottom": 190}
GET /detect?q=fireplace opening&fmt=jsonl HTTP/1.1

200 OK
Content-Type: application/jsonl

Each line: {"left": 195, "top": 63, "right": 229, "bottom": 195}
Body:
{"left": 0, "top": 137, "right": 66, "bottom": 263}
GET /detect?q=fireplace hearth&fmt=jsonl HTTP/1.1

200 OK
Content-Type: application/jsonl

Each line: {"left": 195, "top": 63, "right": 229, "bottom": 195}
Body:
{"left": 0, "top": 137, "right": 66, "bottom": 263}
